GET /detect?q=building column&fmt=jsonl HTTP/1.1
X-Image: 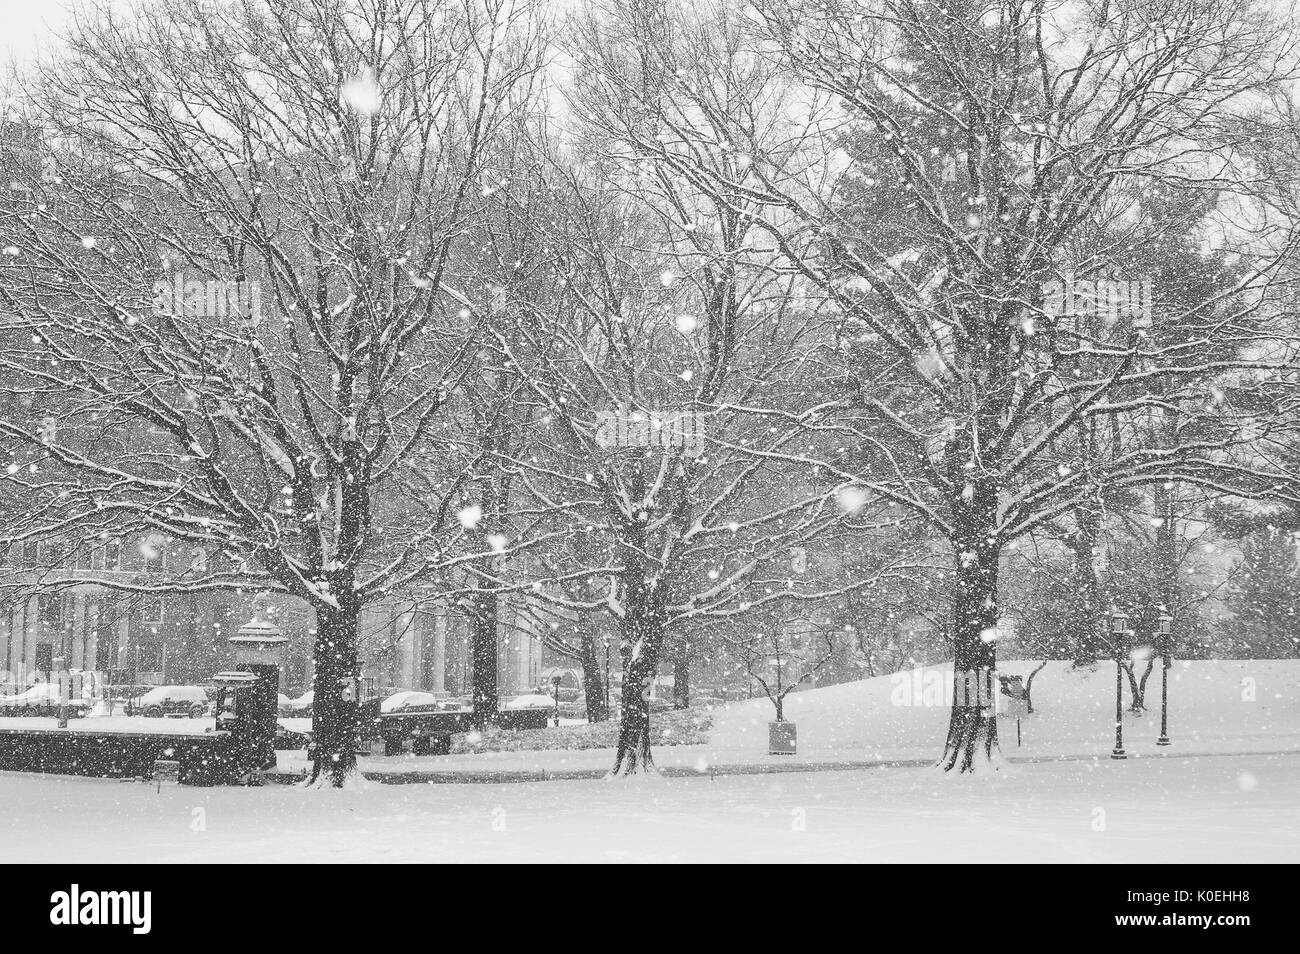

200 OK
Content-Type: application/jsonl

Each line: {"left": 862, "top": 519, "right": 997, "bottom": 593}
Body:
{"left": 70, "top": 595, "right": 87, "bottom": 670}
{"left": 84, "top": 599, "right": 100, "bottom": 674}
{"left": 0, "top": 603, "right": 11, "bottom": 678}
{"left": 399, "top": 605, "right": 417, "bottom": 688}
{"left": 23, "top": 595, "right": 38, "bottom": 673}
{"left": 429, "top": 609, "right": 446, "bottom": 693}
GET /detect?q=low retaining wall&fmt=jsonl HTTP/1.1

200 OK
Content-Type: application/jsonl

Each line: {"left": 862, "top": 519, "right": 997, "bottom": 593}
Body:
{"left": 0, "top": 727, "right": 236, "bottom": 785}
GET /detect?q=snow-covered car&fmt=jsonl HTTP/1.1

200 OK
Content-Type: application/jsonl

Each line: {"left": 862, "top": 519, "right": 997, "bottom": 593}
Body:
{"left": 0, "top": 683, "right": 91, "bottom": 717}
{"left": 137, "top": 685, "right": 210, "bottom": 718}
{"left": 380, "top": 690, "right": 441, "bottom": 714}
{"left": 287, "top": 690, "right": 314, "bottom": 715}
{"left": 504, "top": 693, "right": 558, "bottom": 710}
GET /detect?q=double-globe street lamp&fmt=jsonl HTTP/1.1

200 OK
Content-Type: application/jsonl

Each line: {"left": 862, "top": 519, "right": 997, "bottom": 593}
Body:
{"left": 1109, "top": 608, "right": 1174, "bottom": 759}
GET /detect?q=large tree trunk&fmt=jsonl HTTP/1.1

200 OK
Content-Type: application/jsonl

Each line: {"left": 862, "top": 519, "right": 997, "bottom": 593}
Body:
{"left": 672, "top": 644, "right": 690, "bottom": 709}
{"left": 1070, "top": 504, "right": 1106, "bottom": 666}
{"left": 938, "top": 479, "right": 1002, "bottom": 773}
{"left": 578, "top": 615, "right": 609, "bottom": 724}
{"left": 468, "top": 587, "right": 499, "bottom": 729}
{"left": 609, "top": 597, "right": 666, "bottom": 777}
{"left": 1153, "top": 478, "right": 1178, "bottom": 651}
{"left": 308, "top": 605, "right": 361, "bottom": 787}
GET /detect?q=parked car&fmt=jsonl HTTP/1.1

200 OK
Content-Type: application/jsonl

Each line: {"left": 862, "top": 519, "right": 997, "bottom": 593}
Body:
{"left": 275, "top": 720, "right": 312, "bottom": 750}
{"left": 103, "top": 684, "right": 153, "bottom": 714}
{"left": 286, "top": 690, "right": 313, "bottom": 716}
{"left": 136, "top": 685, "right": 211, "bottom": 718}
{"left": 0, "top": 683, "right": 91, "bottom": 718}
{"left": 504, "top": 693, "right": 559, "bottom": 710}
{"left": 380, "top": 690, "right": 441, "bottom": 714}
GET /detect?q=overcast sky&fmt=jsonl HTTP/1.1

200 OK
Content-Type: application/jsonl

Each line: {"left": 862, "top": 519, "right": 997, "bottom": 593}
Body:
{"left": 1, "top": 0, "right": 73, "bottom": 66}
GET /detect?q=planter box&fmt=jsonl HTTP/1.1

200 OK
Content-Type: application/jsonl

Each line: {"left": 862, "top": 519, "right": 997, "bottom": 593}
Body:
{"left": 768, "top": 720, "right": 797, "bottom": 755}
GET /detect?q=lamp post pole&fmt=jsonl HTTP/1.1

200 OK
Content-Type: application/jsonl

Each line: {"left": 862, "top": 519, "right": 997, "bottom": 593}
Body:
{"left": 602, "top": 636, "right": 611, "bottom": 716}
{"left": 551, "top": 675, "right": 562, "bottom": 728}
{"left": 1110, "top": 610, "right": 1128, "bottom": 760}
{"left": 1157, "top": 612, "right": 1173, "bottom": 746}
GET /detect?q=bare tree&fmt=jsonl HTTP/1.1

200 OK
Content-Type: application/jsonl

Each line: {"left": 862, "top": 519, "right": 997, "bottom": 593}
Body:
{"left": 0, "top": 0, "right": 545, "bottom": 786}
{"left": 476, "top": 107, "right": 892, "bottom": 774}
{"left": 569, "top": 0, "right": 1300, "bottom": 772}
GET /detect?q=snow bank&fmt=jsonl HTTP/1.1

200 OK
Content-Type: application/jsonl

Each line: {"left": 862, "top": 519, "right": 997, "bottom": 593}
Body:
{"left": 708, "top": 660, "right": 1300, "bottom": 761}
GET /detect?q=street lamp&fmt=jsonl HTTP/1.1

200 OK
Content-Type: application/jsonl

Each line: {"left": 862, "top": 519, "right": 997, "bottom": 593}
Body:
{"left": 602, "top": 635, "right": 611, "bottom": 716}
{"left": 1156, "top": 611, "right": 1173, "bottom": 746}
{"left": 550, "top": 674, "right": 562, "bottom": 728}
{"left": 1109, "top": 610, "right": 1129, "bottom": 760}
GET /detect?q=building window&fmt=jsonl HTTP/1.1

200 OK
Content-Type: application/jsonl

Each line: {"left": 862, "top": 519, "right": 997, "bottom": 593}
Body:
{"left": 140, "top": 535, "right": 166, "bottom": 573}
{"left": 140, "top": 596, "right": 164, "bottom": 624}
{"left": 37, "top": 594, "right": 64, "bottom": 629}
{"left": 101, "top": 538, "right": 121, "bottom": 570}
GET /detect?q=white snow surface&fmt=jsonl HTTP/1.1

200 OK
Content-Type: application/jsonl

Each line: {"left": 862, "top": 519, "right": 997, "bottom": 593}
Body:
{"left": 1, "top": 660, "right": 1296, "bottom": 862}
{"left": 0, "top": 754, "right": 1295, "bottom": 862}
{"left": 707, "top": 659, "right": 1299, "bottom": 761}
{"left": 0, "top": 716, "right": 216, "bottom": 736}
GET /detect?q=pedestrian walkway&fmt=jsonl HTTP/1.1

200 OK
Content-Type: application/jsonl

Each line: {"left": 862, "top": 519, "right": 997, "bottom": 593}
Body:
{"left": 268, "top": 744, "right": 1300, "bottom": 785}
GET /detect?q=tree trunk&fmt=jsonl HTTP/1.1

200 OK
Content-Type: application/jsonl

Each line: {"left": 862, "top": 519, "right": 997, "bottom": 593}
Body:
{"left": 1153, "top": 478, "right": 1179, "bottom": 655}
{"left": 1124, "top": 657, "right": 1154, "bottom": 712}
{"left": 1070, "top": 504, "right": 1106, "bottom": 666}
{"left": 468, "top": 587, "right": 498, "bottom": 729}
{"left": 672, "top": 645, "right": 690, "bottom": 709}
{"left": 578, "top": 615, "right": 609, "bottom": 723}
{"left": 938, "top": 479, "right": 1001, "bottom": 773}
{"left": 308, "top": 605, "right": 361, "bottom": 787}
{"left": 609, "top": 598, "right": 666, "bottom": 777}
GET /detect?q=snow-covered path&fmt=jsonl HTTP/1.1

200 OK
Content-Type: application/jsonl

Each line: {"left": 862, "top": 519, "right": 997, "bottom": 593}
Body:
{"left": 3, "top": 752, "right": 1295, "bottom": 863}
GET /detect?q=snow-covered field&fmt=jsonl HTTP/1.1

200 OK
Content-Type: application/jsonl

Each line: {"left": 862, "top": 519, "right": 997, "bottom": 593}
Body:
{"left": 1, "top": 660, "right": 1295, "bottom": 862}
{"left": 1, "top": 752, "right": 1294, "bottom": 863}
{"left": 263, "top": 660, "right": 1298, "bottom": 778}
{"left": 711, "top": 659, "right": 1300, "bottom": 761}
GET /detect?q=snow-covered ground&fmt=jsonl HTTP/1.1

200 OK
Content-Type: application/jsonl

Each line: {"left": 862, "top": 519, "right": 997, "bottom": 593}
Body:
{"left": 0, "top": 715, "right": 215, "bottom": 736}
{"left": 1, "top": 752, "right": 1294, "bottom": 862}
{"left": 265, "top": 660, "right": 1298, "bottom": 778}
{"left": 711, "top": 659, "right": 1299, "bottom": 761}
{"left": 1, "top": 660, "right": 1295, "bottom": 862}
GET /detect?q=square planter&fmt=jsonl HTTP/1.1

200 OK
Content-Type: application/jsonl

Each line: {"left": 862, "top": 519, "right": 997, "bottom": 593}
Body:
{"left": 769, "top": 720, "right": 797, "bottom": 755}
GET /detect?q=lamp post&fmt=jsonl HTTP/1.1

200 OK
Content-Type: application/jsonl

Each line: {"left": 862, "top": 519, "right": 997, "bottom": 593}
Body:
{"left": 602, "top": 635, "right": 611, "bottom": 716}
{"left": 1156, "top": 612, "right": 1173, "bottom": 746}
{"left": 550, "top": 674, "right": 562, "bottom": 728}
{"left": 1109, "top": 610, "right": 1129, "bottom": 760}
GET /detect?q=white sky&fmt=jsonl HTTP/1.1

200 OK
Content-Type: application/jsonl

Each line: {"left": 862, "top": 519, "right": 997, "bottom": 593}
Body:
{"left": 0, "top": 0, "right": 74, "bottom": 66}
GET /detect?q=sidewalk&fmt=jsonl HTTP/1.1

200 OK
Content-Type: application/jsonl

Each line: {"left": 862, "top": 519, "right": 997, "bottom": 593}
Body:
{"left": 268, "top": 742, "right": 1300, "bottom": 784}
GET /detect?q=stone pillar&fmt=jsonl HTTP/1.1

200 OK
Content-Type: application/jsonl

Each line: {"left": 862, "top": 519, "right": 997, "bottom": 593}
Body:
{"left": 70, "top": 595, "right": 87, "bottom": 670}
{"left": 429, "top": 610, "right": 446, "bottom": 693}
{"left": 83, "top": 599, "right": 100, "bottom": 673}
{"left": 0, "top": 603, "right": 11, "bottom": 677}
{"left": 399, "top": 605, "right": 417, "bottom": 688}
{"left": 22, "top": 595, "right": 38, "bottom": 673}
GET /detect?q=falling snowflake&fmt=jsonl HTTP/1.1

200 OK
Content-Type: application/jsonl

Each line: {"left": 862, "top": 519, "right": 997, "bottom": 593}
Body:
{"left": 341, "top": 69, "right": 380, "bottom": 115}
{"left": 836, "top": 486, "right": 868, "bottom": 514}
